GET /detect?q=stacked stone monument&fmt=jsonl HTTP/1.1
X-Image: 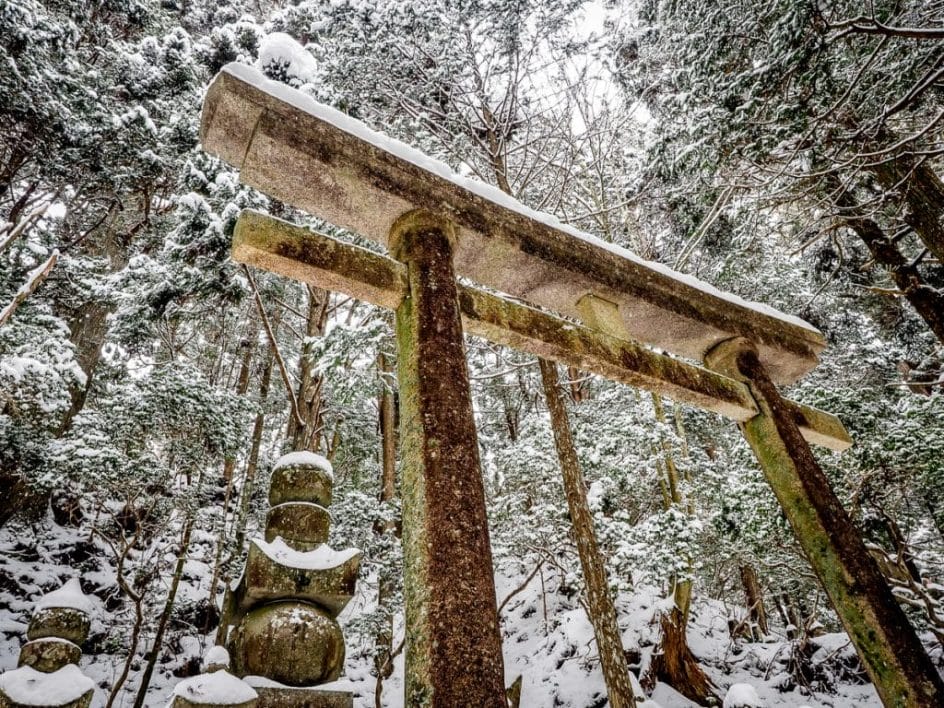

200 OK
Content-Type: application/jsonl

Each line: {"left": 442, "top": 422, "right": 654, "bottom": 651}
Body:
{"left": 219, "top": 451, "right": 361, "bottom": 708}
{"left": 0, "top": 579, "right": 95, "bottom": 708}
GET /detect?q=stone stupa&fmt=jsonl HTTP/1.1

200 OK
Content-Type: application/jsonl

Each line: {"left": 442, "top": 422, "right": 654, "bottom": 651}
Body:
{"left": 218, "top": 451, "right": 361, "bottom": 708}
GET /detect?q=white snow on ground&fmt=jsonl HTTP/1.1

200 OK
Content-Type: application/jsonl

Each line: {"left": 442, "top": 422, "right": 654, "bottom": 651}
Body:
{"left": 0, "top": 514, "right": 890, "bottom": 708}
{"left": 217, "top": 59, "right": 820, "bottom": 335}
{"left": 724, "top": 683, "right": 762, "bottom": 707}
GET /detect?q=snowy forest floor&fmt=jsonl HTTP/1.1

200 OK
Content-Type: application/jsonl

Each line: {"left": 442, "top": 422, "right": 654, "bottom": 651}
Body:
{"left": 0, "top": 510, "right": 912, "bottom": 707}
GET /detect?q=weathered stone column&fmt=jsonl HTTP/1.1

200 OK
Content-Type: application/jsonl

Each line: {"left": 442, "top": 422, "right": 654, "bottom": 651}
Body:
{"left": 705, "top": 337, "right": 944, "bottom": 708}
{"left": 391, "top": 210, "right": 506, "bottom": 708}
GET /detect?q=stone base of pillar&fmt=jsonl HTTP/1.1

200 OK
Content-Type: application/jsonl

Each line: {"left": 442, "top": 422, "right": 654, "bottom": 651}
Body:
{"left": 251, "top": 686, "right": 353, "bottom": 708}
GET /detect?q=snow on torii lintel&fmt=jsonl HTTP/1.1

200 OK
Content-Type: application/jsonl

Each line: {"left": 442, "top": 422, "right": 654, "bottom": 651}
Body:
{"left": 202, "top": 59, "right": 826, "bottom": 384}
{"left": 216, "top": 61, "right": 818, "bottom": 336}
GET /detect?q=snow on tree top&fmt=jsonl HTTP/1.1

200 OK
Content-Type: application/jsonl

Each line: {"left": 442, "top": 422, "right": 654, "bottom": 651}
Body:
{"left": 217, "top": 59, "right": 821, "bottom": 337}
{"left": 255, "top": 32, "right": 319, "bottom": 84}
{"left": 0, "top": 664, "right": 94, "bottom": 706}
{"left": 34, "top": 578, "right": 93, "bottom": 615}
{"left": 253, "top": 537, "right": 359, "bottom": 571}
{"left": 172, "top": 670, "right": 258, "bottom": 705}
{"left": 273, "top": 450, "right": 333, "bottom": 479}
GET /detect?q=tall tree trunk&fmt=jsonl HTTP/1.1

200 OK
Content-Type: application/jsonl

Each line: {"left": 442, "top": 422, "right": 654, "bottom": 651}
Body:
{"left": 374, "top": 350, "right": 399, "bottom": 691}
{"left": 206, "top": 335, "right": 256, "bottom": 619}
{"left": 739, "top": 563, "right": 769, "bottom": 636}
{"left": 539, "top": 358, "right": 636, "bottom": 708}
{"left": 286, "top": 286, "right": 329, "bottom": 452}
{"left": 830, "top": 177, "right": 944, "bottom": 344}
{"left": 378, "top": 351, "right": 398, "bottom": 515}
{"left": 872, "top": 157, "right": 944, "bottom": 264}
{"left": 132, "top": 516, "right": 193, "bottom": 708}
{"left": 233, "top": 353, "right": 274, "bottom": 555}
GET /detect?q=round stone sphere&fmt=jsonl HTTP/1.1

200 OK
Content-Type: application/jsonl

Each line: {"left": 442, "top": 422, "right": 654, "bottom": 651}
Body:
{"left": 228, "top": 602, "right": 344, "bottom": 686}
{"left": 27, "top": 608, "right": 90, "bottom": 646}
{"left": 18, "top": 638, "right": 82, "bottom": 673}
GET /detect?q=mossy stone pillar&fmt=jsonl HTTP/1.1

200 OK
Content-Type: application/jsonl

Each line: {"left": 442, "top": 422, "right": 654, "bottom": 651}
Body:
{"left": 391, "top": 210, "right": 506, "bottom": 708}
{"left": 705, "top": 337, "right": 944, "bottom": 708}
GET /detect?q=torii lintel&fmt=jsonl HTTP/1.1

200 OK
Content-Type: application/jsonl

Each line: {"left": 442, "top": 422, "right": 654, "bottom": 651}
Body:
{"left": 200, "top": 63, "right": 824, "bottom": 386}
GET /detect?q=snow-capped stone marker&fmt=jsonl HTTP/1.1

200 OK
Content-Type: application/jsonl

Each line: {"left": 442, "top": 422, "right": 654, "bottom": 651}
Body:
{"left": 27, "top": 579, "right": 91, "bottom": 646}
{"left": 0, "top": 580, "right": 95, "bottom": 708}
{"left": 171, "top": 648, "right": 258, "bottom": 708}
{"left": 0, "top": 665, "right": 94, "bottom": 708}
{"left": 218, "top": 450, "right": 360, "bottom": 707}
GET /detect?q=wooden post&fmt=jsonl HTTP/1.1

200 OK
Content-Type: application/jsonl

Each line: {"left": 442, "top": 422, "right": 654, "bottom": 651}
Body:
{"left": 705, "top": 337, "right": 944, "bottom": 708}
{"left": 391, "top": 210, "right": 506, "bottom": 707}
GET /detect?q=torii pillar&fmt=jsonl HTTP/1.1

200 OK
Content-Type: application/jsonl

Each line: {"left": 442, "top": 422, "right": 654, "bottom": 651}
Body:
{"left": 390, "top": 211, "right": 506, "bottom": 706}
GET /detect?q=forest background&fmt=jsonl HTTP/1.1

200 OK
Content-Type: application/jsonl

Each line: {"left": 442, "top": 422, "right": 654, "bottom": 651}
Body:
{"left": 1, "top": 0, "right": 943, "bottom": 706}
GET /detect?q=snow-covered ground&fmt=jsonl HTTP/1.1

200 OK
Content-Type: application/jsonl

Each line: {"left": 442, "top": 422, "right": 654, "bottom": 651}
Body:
{"left": 0, "top": 512, "right": 887, "bottom": 707}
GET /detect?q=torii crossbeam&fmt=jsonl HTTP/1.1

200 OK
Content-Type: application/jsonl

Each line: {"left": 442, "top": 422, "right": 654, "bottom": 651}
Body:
{"left": 201, "top": 64, "right": 943, "bottom": 708}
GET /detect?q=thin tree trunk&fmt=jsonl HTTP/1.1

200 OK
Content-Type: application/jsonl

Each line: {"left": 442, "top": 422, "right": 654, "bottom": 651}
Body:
{"left": 223, "top": 336, "right": 255, "bottom": 484}
{"left": 105, "top": 595, "right": 144, "bottom": 708}
{"left": 102, "top": 524, "right": 147, "bottom": 708}
{"left": 648, "top": 393, "right": 717, "bottom": 704}
{"left": 233, "top": 353, "right": 274, "bottom": 555}
{"left": 374, "top": 351, "right": 399, "bottom": 690}
{"left": 205, "top": 336, "right": 256, "bottom": 622}
{"left": 539, "top": 358, "right": 636, "bottom": 708}
{"left": 739, "top": 564, "right": 769, "bottom": 636}
{"left": 831, "top": 177, "right": 944, "bottom": 344}
{"left": 286, "top": 286, "right": 329, "bottom": 451}
{"left": 132, "top": 516, "right": 193, "bottom": 708}
{"left": 378, "top": 351, "right": 398, "bottom": 523}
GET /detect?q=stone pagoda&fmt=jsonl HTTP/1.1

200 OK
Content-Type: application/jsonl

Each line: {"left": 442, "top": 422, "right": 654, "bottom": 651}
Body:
{"left": 0, "top": 578, "right": 95, "bottom": 708}
{"left": 218, "top": 451, "right": 361, "bottom": 708}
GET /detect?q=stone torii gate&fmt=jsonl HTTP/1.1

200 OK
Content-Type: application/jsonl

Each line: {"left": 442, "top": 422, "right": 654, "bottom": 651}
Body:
{"left": 200, "top": 64, "right": 944, "bottom": 708}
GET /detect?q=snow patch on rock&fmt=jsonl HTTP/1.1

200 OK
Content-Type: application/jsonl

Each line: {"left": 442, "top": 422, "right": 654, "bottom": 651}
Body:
{"left": 0, "top": 664, "right": 94, "bottom": 706}
{"left": 34, "top": 578, "right": 93, "bottom": 615}
{"left": 172, "top": 670, "right": 257, "bottom": 705}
